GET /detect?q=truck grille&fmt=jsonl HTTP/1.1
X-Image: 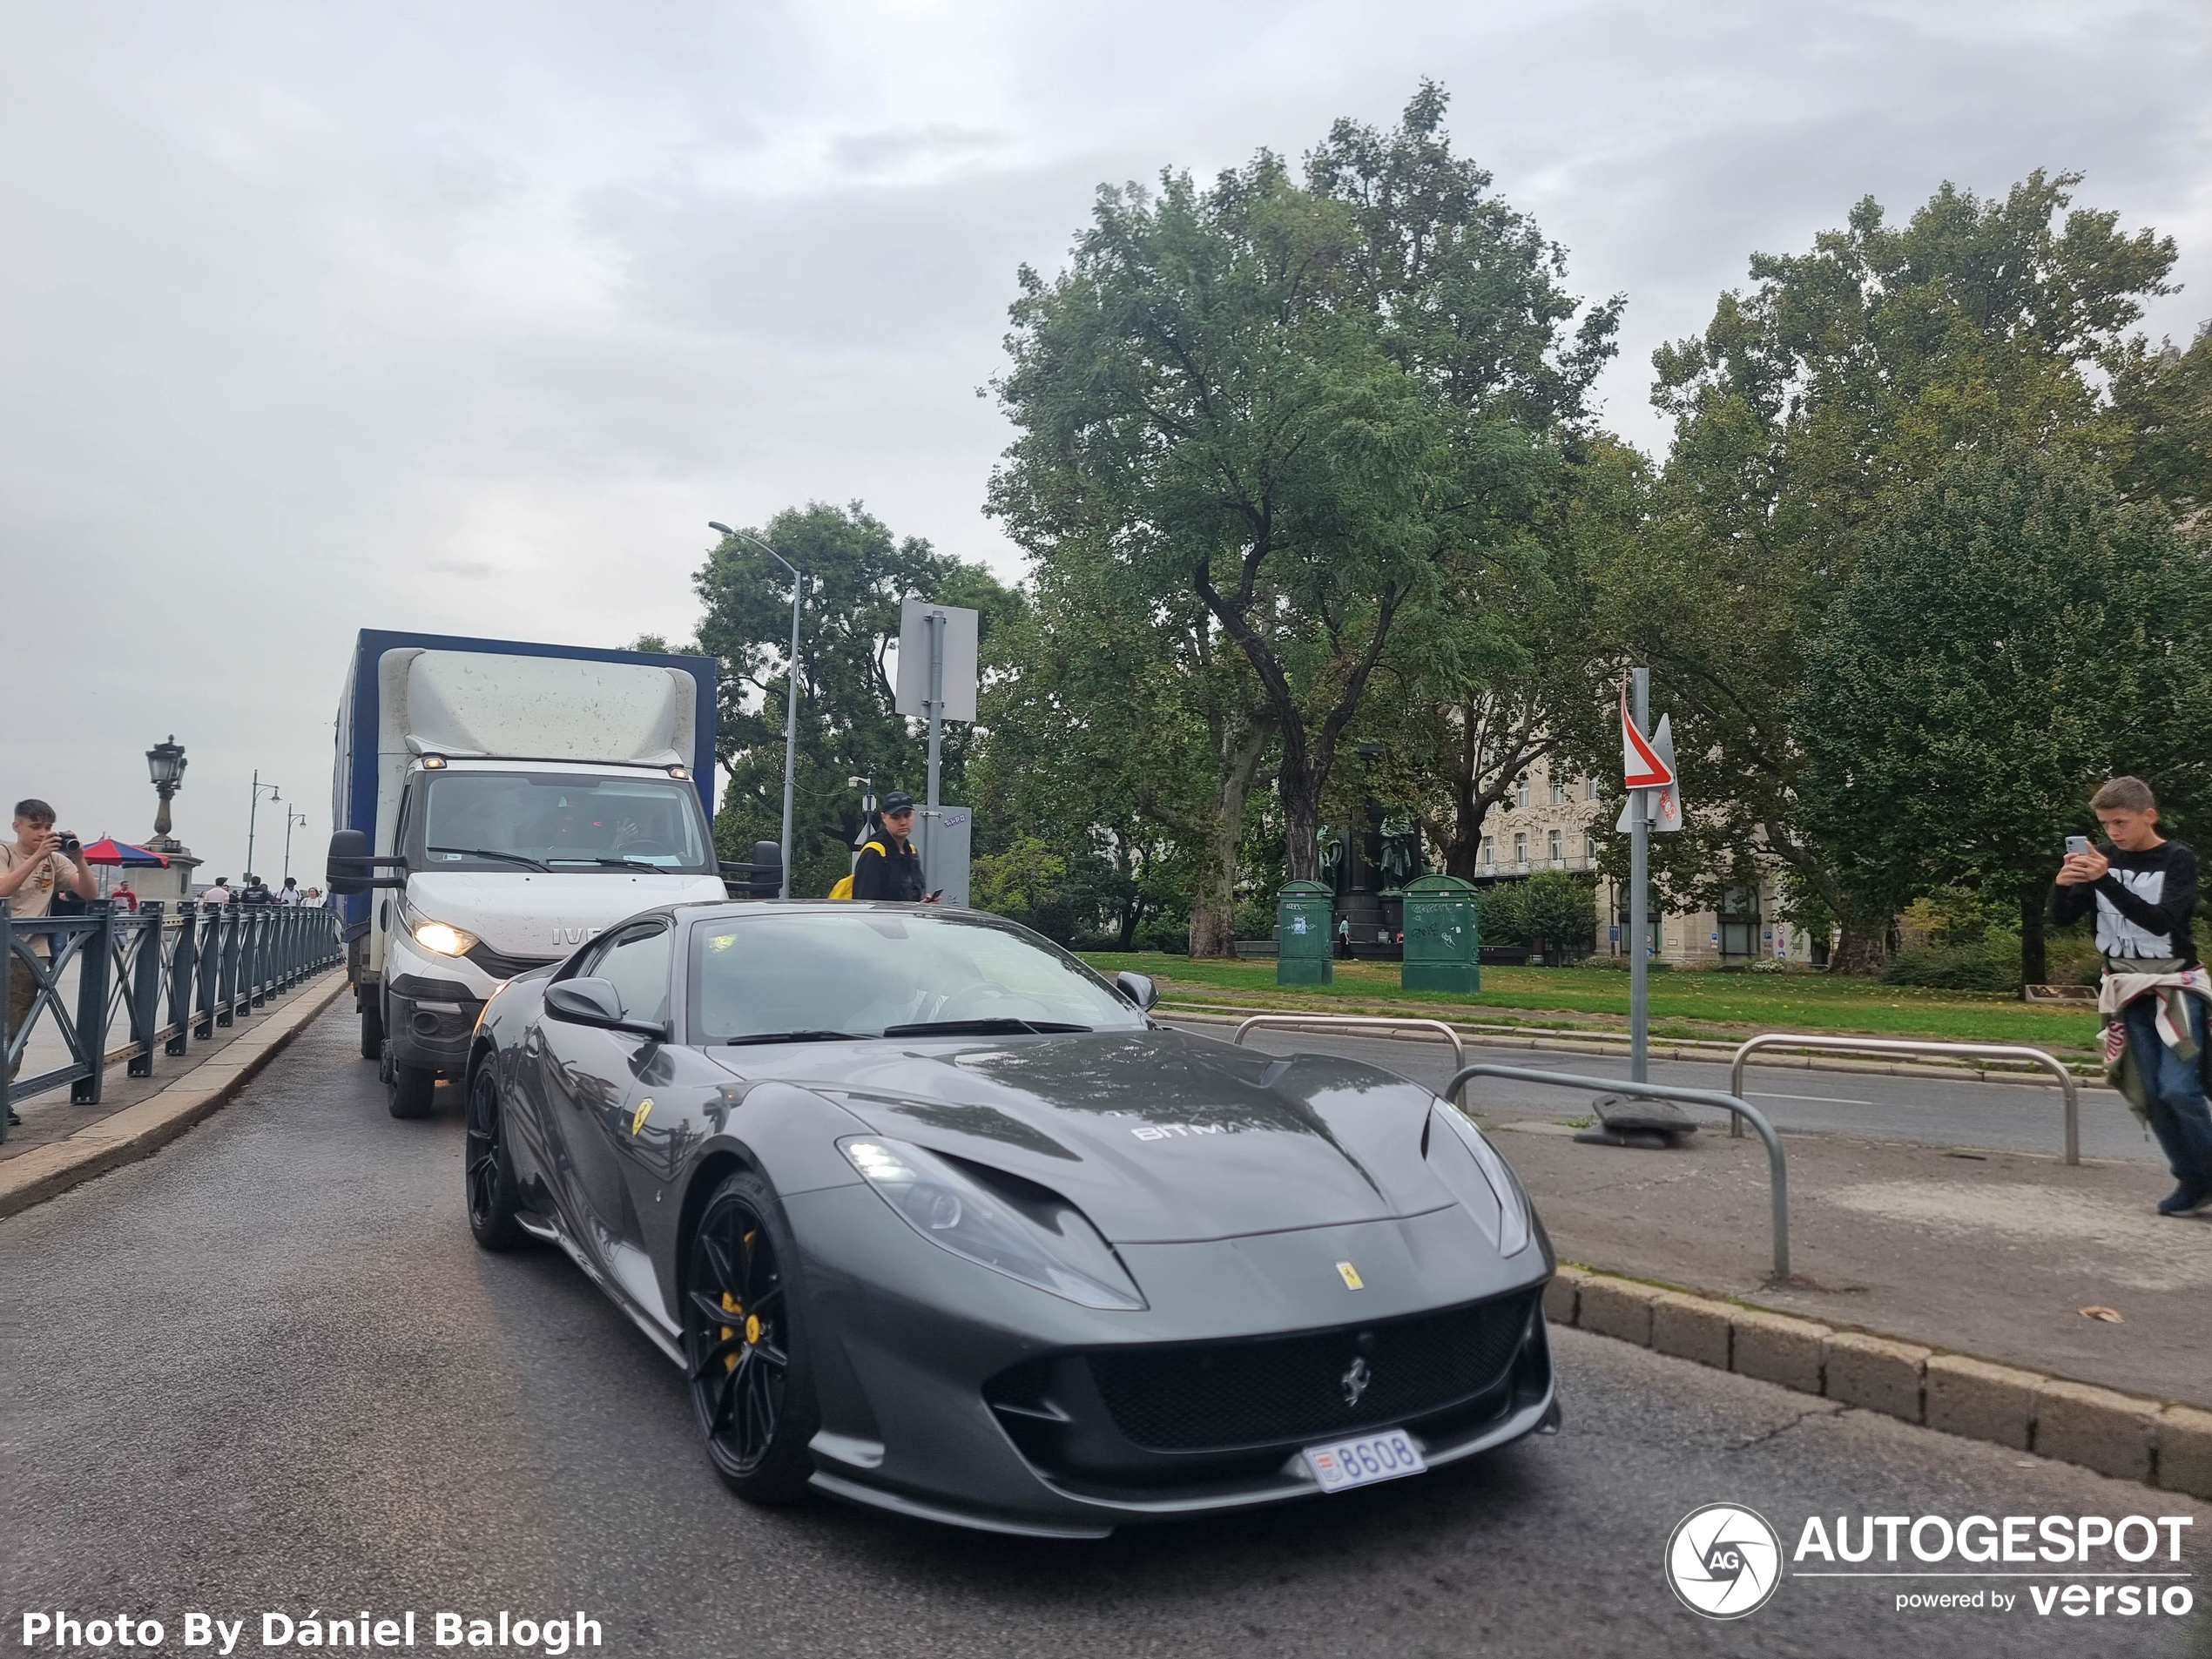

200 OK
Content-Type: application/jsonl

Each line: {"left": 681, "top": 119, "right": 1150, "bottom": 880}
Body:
{"left": 463, "top": 941, "right": 562, "bottom": 981}
{"left": 1085, "top": 1290, "right": 1539, "bottom": 1452}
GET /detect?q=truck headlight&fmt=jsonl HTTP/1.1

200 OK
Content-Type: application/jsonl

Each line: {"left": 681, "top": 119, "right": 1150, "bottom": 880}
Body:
{"left": 412, "top": 918, "right": 478, "bottom": 956}
{"left": 838, "top": 1136, "right": 1145, "bottom": 1310}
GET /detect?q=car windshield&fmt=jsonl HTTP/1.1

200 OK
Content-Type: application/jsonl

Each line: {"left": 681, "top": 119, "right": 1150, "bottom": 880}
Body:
{"left": 689, "top": 912, "right": 1146, "bottom": 1042}
{"left": 416, "top": 772, "right": 712, "bottom": 873}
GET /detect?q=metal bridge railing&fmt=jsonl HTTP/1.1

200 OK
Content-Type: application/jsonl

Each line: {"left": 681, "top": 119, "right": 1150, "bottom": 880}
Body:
{"left": 1727, "top": 1035, "right": 2083, "bottom": 1166}
{"left": 1, "top": 900, "right": 343, "bottom": 1141}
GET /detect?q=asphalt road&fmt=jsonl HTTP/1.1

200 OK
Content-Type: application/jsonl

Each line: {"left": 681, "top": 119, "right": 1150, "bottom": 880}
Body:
{"left": 7, "top": 1005, "right": 2207, "bottom": 1658}
{"left": 1175, "top": 1022, "right": 2161, "bottom": 1163}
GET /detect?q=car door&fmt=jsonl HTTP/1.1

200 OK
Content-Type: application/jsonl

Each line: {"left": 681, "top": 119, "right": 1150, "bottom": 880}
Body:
{"left": 535, "top": 921, "right": 672, "bottom": 1311}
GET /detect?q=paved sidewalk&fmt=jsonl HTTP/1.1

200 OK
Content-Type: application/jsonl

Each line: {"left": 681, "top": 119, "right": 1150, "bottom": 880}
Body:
{"left": 1492, "top": 1116, "right": 2212, "bottom": 1411}
{"left": 0, "top": 972, "right": 347, "bottom": 1216}
{"left": 2, "top": 970, "right": 346, "bottom": 1164}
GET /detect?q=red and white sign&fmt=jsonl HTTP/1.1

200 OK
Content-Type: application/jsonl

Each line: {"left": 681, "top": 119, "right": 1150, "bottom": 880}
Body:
{"left": 1622, "top": 685, "right": 1676, "bottom": 790}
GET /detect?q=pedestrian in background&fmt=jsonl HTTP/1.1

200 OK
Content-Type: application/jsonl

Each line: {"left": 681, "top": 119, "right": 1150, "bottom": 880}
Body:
{"left": 202, "top": 876, "right": 234, "bottom": 907}
{"left": 850, "top": 792, "right": 934, "bottom": 902}
{"left": 2, "top": 798, "right": 98, "bottom": 1122}
{"left": 2054, "top": 776, "right": 2212, "bottom": 1216}
{"left": 111, "top": 880, "right": 138, "bottom": 912}
{"left": 276, "top": 876, "right": 304, "bottom": 907}
{"left": 240, "top": 874, "right": 273, "bottom": 907}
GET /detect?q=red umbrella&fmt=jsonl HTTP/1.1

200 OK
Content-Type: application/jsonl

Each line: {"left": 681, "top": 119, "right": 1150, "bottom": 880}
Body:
{"left": 79, "top": 836, "right": 170, "bottom": 867}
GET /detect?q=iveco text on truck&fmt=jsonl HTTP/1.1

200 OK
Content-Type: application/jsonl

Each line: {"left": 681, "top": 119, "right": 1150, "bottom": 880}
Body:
{"left": 326, "top": 630, "right": 765, "bottom": 1116}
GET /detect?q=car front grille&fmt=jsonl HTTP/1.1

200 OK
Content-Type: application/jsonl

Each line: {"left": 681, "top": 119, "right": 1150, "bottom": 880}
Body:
{"left": 462, "top": 941, "right": 562, "bottom": 981}
{"left": 1084, "top": 1290, "right": 1540, "bottom": 1451}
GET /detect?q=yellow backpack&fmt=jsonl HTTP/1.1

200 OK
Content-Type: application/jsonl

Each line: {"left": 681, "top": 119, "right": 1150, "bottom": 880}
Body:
{"left": 827, "top": 842, "right": 887, "bottom": 900}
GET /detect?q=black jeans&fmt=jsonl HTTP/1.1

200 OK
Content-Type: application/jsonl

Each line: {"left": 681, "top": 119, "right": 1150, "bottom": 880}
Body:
{"left": 2120, "top": 994, "right": 2212, "bottom": 1188}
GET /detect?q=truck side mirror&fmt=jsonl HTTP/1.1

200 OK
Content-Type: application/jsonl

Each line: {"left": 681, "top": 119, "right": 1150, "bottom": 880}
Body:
{"left": 718, "top": 841, "right": 783, "bottom": 900}
{"left": 748, "top": 840, "right": 781, "bottom": 900}
{"left": 327, "top": 829, "right": 371, "bottom": 895}
{"left": 327, "top": 828, "right": 406, "bottom": 894}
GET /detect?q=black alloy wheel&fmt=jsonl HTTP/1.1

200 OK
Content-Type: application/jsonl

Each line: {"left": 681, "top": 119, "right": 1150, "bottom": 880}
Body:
{"left": 464, "top": 1064, "right": 528, "bottom": 1251}
{"left": 685, "top": 1170, "right": 819, "bottom": 1504}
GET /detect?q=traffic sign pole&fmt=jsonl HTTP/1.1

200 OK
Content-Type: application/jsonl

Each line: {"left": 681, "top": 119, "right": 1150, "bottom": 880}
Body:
{"left": 1629, "top": 668, "right": 1649, "bottom": 1084}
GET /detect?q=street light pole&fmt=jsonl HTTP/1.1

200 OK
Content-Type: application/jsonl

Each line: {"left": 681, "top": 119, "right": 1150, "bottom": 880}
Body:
{"left": 283, "top": 806, "right": 308, "bottom": 882}
{"left": 710, "top": 523, "right": 801, "bottom": 899}
{"left": 246, "top": 772, "right": 282, "bottom": 881}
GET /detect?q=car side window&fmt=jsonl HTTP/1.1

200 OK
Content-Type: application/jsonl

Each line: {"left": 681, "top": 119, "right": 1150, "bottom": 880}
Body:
{"left": 594, "top": 926, "right": 672, "bottom": 1024}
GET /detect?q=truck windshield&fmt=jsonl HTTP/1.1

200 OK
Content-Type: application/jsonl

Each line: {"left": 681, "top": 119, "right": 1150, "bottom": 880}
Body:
{"left": 416, "top": 773, "right": 712, "bottom": 874}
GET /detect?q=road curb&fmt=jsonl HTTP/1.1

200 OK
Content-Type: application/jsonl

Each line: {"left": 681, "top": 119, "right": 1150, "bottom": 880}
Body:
{"left": 0, "top": 973, "right": 347, "bottom": 1221}
{"left": 1162, "top": 1004, "right": 2109, "bottom": 1090}
{"left": 1544, "top": 1264, "right": 2212, "bottom": 1500}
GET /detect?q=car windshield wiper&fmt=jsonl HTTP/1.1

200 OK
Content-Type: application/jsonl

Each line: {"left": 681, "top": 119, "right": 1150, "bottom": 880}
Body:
{"left": 426, "top": 846, "right": 549, "bottom": 872}
{"left": 723, "top": 1029, "right": 867, "bottom": 1047}
{"left": 880, "top": 1018, "right": 1093, "bottom": 1037}
{"left": 545, "top": 856, "right": 664, "bottom": 872}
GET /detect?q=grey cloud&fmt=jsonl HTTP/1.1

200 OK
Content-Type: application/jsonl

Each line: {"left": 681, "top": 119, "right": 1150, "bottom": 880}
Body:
{"left": 2, "top": 0, "right": 2205, "bottom": 875}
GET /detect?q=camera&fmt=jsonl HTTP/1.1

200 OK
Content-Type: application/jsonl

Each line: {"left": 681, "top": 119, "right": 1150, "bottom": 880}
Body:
{"left": 55, "top": 832, "right": 80, "bottom": 854}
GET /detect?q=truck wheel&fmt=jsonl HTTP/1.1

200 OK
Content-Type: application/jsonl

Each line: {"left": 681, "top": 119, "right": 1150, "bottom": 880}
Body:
{"left": 386, "top": 1052, "right": 438, "bottom": 1118}
{"left": 360, "top": 999, "right": 384, "bottom": 1062}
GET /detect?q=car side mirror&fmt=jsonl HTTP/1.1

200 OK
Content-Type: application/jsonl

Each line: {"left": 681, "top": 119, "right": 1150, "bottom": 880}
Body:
{"left": 544, "top": 976, "right": 668, "bottom": 1042}
{"left": 1116, "top": 971, "right": 1158, "bottom": 1012}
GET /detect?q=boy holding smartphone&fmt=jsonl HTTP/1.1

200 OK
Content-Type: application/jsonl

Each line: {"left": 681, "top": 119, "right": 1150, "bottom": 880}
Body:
{"left": 2054, "top": 776, "right": 2212, "bottom": 1214}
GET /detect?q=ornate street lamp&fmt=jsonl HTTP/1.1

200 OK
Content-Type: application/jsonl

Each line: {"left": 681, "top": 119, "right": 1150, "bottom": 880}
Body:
{"left": 147, "top": 735, "right": 187, "bottom": 848}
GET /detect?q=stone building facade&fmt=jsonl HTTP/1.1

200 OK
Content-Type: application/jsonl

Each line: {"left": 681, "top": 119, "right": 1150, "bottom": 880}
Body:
{"left": 1471, "top": 754, "right": 1825, "bottom": 966}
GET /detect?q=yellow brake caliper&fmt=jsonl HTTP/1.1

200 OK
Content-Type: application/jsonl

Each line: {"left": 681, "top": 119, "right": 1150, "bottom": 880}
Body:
{"left": 719, "top": 1291, "right": 743, "bottom": 1372}
{"left": 718, "top": 1231, "right": 765, "bottom": 1372}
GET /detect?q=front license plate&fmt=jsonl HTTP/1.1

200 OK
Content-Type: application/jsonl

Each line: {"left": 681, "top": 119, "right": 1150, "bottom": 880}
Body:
{"left": 1303, "top": 1428, "right": 1426, "bottom": 1493}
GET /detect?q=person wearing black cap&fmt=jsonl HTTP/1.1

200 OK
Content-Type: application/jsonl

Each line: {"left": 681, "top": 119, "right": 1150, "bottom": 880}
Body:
{"left": 851, "top": 792, "right": 934, "bottom": 902}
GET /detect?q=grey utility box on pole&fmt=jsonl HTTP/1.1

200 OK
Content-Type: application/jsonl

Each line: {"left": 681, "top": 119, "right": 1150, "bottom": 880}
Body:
{"left": 894, "top": 597, "right": 980, "bottom": 903}
{"left": 921, "top": 806, "right": 972, "bottom": 907}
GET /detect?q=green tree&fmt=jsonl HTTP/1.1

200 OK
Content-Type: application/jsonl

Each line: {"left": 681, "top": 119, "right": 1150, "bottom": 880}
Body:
{"left": 1794, "top": 442, "right": 2212, "bottom": 984}
{"left": 969, "top": 836, "right": 1069, "bottom": 919}
{"left": 693, "top": 503, "right": 1017, "bottom": 897}
{"left": 968, "top": 554, "right": 1211, "bottom": 946}
{"left": 2107, "top": 321, "right": 2212, "bottom": 517}
{"left": 1481, "top": 869, "right": 1597, "bottom": 957}
{"left": 990, "top": 85, "right": 1615, "bottom": 950}
{"left": 1608, "top": 171, "right": 2180, "bottom": 968}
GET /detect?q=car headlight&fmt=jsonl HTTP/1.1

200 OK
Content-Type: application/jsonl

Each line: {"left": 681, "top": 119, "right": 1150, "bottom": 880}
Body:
{"left": 838, "top": 1136, "right": 1145, "bottom": 1311}
{"left": 412, "top": 917, "right": 478, "bottom": 956}
{"left": 1426, "top": 1101, "right": 1532, "bottom": 1257}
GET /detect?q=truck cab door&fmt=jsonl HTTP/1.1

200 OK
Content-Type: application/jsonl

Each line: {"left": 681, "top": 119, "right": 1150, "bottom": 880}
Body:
{"left": 535, "top": 921, "right": 671, "bottom": 1313}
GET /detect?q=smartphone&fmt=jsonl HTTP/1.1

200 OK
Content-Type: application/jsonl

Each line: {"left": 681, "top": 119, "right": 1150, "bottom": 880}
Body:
{"left": 926, "top": 888, "right": 944, "bottom": 902}
{"left": 2065, "top": 835, "right": 2093, "bottom": 857}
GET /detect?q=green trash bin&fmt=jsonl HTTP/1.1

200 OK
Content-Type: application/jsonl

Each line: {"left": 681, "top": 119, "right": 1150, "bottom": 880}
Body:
{"left": 1401, "top": 873, "right": 1480, "bottom": 994}
{"left": 1276, "top": 880, "right": 1335, "bottom": 986}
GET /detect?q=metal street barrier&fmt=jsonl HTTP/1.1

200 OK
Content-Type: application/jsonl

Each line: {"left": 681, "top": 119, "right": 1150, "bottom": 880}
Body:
{"left": 1445, "top": 1062, "right": 1792, "bottom": 1285}
{"left": 1, "top": 900, "right": 342, "bottom": 1141}
{"left": 1727, "top": 1035, "right": 2082, "bottom": 1166}
{"left": 1231, "top": 1014, "right": 1468, "bottom": 1070}
{"left": 1220, "top": 1014, "right": 1790, "bottom": 1285}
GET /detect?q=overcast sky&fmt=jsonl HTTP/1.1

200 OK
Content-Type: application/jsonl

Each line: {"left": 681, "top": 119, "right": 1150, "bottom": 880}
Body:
{"left": 4, "top": 0, "right": 2207, "bottom": 881}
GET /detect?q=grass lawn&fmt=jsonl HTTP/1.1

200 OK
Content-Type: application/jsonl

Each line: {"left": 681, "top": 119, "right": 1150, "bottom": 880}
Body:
{"left": 1077, "top": 951, "right": 2104, "bottom": 1055}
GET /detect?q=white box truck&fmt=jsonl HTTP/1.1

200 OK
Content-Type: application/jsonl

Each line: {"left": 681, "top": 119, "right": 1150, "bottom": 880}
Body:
{"left": 326, "top": 631, "right": 773, "bottom": 1117}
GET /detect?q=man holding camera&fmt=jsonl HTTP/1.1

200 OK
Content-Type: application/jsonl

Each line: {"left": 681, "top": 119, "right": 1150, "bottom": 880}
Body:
{"left": 2, "top": 798, "right": 98, "bottom": 1116}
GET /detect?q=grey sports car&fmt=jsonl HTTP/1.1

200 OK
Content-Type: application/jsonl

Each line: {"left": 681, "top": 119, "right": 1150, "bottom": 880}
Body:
{"left": 462, "top": 900, "right": 1557, "bottom": 1537}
